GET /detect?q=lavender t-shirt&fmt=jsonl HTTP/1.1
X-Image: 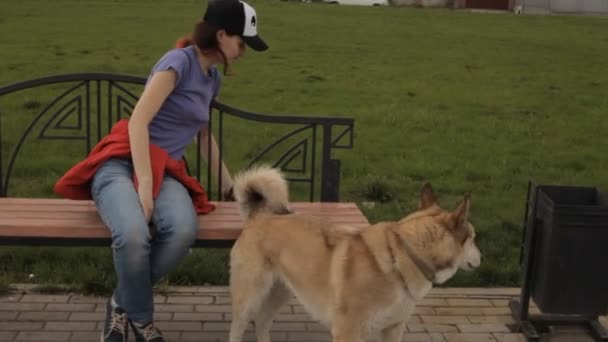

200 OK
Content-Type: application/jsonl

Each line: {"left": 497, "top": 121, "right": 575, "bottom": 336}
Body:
{"left": 146, "top": 45, "right": 221, "bottom": 160}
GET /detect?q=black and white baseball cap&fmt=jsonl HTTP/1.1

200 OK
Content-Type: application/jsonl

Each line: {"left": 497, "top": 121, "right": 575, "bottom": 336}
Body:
{"left": 204, "top": 0, "right": 269, "bottom": 51}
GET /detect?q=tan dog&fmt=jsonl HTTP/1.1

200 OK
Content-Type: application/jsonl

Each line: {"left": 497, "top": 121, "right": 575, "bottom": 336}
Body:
{"left": 228, "top": 166, "right": 482, "bottom": 342}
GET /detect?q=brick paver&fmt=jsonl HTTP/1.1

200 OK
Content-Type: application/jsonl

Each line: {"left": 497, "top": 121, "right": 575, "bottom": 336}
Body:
{"left": 0, "top": 285, "right": 605, "bottom": 341}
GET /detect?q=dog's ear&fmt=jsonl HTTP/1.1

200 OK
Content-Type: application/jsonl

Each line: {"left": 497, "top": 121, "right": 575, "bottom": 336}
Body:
{"left": 418, "top": 182, "right": 438, "bottom": 209}
{"left": 450, "top": 193, "right": 471, "bottom": 230}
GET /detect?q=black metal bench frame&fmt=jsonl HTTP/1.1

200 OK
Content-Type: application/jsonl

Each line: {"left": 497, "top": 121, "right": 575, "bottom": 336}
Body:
{"left": 0, "top": 72, "right": 355, "bottom": 202}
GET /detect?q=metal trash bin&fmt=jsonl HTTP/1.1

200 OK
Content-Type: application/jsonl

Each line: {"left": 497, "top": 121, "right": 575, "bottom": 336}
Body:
{"left": 530, "top": 185, "right": 608, "bottom": 316}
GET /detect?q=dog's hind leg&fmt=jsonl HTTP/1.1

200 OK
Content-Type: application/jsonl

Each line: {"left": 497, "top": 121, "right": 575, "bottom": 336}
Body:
{"left": 331, "top": 317, "right": 365, "bottom": 342}
{"left": 331, "top": 330, "right": 364, "bottom": 342}
{"left": 229, "top": 244, "right": 274, "bottom": 342}
{"left": 254, "top": 282, "right": 291, "bottom": 342}
{"left": 380, "top": 321, "right": 406, "bottom": 342}
{"left": 229, "top": 271, "right": 274, "bottom": 342}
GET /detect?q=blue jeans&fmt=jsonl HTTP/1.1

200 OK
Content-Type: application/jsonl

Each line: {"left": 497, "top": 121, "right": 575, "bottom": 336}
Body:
{"left": 91, "top": 158, "right": 198, "bottom": 324}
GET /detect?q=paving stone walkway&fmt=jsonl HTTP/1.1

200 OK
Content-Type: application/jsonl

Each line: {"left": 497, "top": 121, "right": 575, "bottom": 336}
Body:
{"left": 1, "top": 285, "right": 606, "bottom": 341}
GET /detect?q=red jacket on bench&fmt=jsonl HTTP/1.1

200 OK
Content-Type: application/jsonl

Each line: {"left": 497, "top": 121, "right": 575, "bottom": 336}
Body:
{"left": 53, "top": 119, "right": 215, "bottom": 215}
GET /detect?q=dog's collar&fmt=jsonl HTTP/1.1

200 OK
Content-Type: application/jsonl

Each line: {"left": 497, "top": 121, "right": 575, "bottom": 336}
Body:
{"left": 389, "top": 228, "right": 436, "bottom": 284}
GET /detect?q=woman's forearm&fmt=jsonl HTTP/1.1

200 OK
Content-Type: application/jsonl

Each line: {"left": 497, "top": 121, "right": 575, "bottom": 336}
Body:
{"left": 128, "top": 120, "right": 153, "bottom": 188}
{"left": 198, "top": 128, "right": 233, "bottom": 193}
{"left": 127, "top": 70, "right": 177, "bottom": 190}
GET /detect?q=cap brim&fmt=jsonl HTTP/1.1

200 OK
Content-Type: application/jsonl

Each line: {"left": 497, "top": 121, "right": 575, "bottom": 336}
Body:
{"left": 243, "top": 35, "right": 268, "bottom": 51}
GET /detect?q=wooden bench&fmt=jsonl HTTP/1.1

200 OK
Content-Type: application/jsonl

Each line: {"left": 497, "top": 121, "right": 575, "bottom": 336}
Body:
{"left": 0, "top": 73, "right": 368, "bottom": 247}
{"left": 0, "top": 199, "right": 369, "bottom": 247}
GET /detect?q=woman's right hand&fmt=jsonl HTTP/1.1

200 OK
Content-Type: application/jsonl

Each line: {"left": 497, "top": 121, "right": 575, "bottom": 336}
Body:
{"left": 137, "top": 185, "right": 154, "bottom": 223}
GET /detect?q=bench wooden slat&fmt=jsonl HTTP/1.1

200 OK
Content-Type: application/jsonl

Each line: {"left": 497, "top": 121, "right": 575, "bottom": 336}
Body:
{"left": 0, "top": 198, "right": 370, "bottom": 247}
{"left": 0, "top": 198, "right": 361, "bottom": 209}
{"left": 0, "top": 212, "right": 369, "bottom": 224}
{"left": 0, "top": 213, "right": 368, "bottom": 224}
{"left": 0, "top": 199, "right": 364, "bottom": 213}
{"left": 0, "top": 207, "right": 366, "bottom": 219}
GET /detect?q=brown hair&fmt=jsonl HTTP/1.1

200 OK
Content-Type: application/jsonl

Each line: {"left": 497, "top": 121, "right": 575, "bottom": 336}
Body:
{"left": 175, "top": 20, "right": 230, "bottom": 75}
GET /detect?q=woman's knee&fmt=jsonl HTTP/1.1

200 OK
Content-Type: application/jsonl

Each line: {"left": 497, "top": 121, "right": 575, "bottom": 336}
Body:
{"left": 159, "top": 211, "right": 198, "bottom": 245}
{"left": 153, "top": 177, "right": 199, "bottom": 245}
{"left": 173, "top": 214, "right": 199, "bottom": 243}
{"left": 111, "top": 222, "right": 150, "bottom": 250}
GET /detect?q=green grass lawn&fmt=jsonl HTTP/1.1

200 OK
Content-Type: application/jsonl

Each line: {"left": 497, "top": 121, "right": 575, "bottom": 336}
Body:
{"left": 1, "top": 0, "right": 607, "bottom": 294}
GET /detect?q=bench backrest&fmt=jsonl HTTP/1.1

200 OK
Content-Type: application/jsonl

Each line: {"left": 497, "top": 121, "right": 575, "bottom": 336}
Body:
{"left": 0, "top": 73, "right": 354, "bottom": 202}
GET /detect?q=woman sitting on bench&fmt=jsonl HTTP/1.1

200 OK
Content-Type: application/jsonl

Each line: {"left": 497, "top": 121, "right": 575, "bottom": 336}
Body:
{"left": 53, "top": 1, "right": 269, "bottom": 341}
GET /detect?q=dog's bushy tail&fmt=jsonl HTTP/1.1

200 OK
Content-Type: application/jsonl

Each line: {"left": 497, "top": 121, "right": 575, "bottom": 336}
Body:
{"left": 233, "top": 165, "right": 291, "bottom": 220}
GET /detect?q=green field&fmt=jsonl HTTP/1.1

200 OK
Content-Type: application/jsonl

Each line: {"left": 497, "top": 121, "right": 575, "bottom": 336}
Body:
{"left": 1, "top": 0, "right": 607, "bottom": 294}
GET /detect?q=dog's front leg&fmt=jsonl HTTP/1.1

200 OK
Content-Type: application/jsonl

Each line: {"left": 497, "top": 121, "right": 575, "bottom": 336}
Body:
{"left": 380, "top": 321, "right": 406, "bottom": 342}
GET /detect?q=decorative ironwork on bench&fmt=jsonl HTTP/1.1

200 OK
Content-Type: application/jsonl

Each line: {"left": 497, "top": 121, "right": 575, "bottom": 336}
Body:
{"left": 0, "top": 73, "right": 354, "bottom": 201}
